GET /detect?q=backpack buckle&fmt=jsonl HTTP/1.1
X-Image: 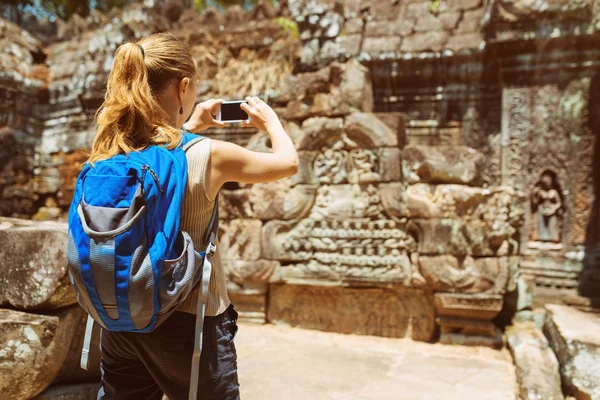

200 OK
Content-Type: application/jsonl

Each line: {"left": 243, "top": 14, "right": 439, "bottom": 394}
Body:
{"left": 206, "top": 231, "right": 217, "bottom": 256}
{"left": 207, "top": 242, "right": 216, "bottom": 257}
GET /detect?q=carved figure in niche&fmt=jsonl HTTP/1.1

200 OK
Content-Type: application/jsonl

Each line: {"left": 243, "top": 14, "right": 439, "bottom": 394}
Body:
{"left": 530, "top": 170, "right": 563, "bottom": 242}
{"left": 310, "top": 184, "right": 381, "bottom": 219}
{"left": 349, "top": 149, "right": 381, "bottom": 184}
{"left": 314, "top": 147, "right": 348, "bottom": 184}
{"left": 313, "top": 134, "right": 380, "bottom": 184}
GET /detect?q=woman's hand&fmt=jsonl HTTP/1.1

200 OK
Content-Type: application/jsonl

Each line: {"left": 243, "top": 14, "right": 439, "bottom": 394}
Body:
{"left": 182, "top": 99, "right": 226, "bottom": 133}
{"left": 240, "top": 96, "right": 282, "bottom": 132}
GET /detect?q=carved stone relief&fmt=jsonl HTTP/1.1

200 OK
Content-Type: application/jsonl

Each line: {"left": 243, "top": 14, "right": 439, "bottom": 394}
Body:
{"left": 408, "top": 218, "right": 519, "bottom": 257}
{"left": 417, "top": 256, "right": 514, "bottom": 295}
{"left": 268, "top": 284, "right": 436, "bottom": 341}
{"left": 219, "top": 219, "right": 263, "bottom": 262}
{"left": 309, "top": 184, "right": 383, "bottom": 220}
{"left": 263, "top": 219, "right": 416, "bottom": 262}
{"left": 434, "top": 293, "right": 504, "bottom": 348}
{"left": 0, "top": 86, "right": 16, "bottom": 129}
{"left": 530, "top": 170, "right": 563, "bottom": 243}
{"left": 403, "top": 145, "right": 486, "bottom": 186}
{"left": 313, "top": 134, "right": 381, "bottom": 184}
{"left": 250, "top": 181, "right": 318, "bottom": 221}
{"left": 501, "top": 78, "right": 594, "bottom": 290}
{"left": 406, "top": 184, "right": 523, "bottom": 221}
{"left": 379, "top": 182, "right": 407, "bottom": 218}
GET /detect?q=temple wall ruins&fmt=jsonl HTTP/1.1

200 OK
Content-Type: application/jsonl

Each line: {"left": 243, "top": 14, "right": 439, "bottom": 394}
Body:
{"left": 1, "top": 0, "right": 600, "bottom": 397}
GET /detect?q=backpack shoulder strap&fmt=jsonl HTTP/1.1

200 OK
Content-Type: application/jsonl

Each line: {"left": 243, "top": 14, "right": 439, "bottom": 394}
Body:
{"left": 179, "top": 130, "right": 219, "bottom": 244}
{"left": 180, "top": 130, "right": 207, "bottom": 152}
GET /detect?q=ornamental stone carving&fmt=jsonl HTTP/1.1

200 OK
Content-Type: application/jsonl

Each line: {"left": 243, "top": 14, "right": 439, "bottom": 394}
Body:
{"left": 530, "top": 170, "right": 563, "bottom": 243}
{"left": 312, "top": 133, "right": 382, "bottom": 185}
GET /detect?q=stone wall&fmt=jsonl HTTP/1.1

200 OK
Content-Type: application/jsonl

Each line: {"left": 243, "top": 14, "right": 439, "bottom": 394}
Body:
{"left": 287, "top": 0, "right": 600, "bottom": 300}
{"left": 0, "top": 218, "right": 100, "bottom": 399}
{"left": 1, "top": 3, "right": 600, "bottom": 392}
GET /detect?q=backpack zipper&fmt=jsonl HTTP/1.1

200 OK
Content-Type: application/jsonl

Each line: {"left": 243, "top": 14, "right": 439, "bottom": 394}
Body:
{"left": 141, "top": 165, "right": 165, "bottom": 194}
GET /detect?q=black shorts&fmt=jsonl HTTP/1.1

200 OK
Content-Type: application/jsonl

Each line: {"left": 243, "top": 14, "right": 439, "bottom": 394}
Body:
{"left": 98, "top": 304, "right": 240, "bottom": 400}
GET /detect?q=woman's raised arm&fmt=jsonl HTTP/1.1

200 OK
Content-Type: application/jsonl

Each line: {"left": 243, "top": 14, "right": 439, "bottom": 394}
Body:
{"left": 206, "top": 96, "right": 298, "bottom": 199}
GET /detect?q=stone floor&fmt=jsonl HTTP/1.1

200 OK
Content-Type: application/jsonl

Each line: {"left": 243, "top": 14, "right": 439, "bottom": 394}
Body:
{"left": 235, "top": 324, "right": 518, "bottom": 400}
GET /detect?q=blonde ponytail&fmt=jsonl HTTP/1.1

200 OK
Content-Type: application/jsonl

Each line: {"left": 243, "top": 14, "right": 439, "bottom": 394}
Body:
{"left": 89, "top": 33, "right": 196, "bottom": 164}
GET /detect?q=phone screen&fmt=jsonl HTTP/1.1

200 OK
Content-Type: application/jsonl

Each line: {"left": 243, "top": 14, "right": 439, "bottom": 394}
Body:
{"left": 220, "top": 101, "right": 249, "bottom": 122}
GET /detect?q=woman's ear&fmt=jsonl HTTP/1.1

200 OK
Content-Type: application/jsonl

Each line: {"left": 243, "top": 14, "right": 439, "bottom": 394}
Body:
{"left": 179, "top": 77, "right": 190, "bottom": 102}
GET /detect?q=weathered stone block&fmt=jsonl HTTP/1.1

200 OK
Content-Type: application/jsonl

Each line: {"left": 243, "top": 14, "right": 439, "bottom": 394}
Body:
{"left": 321, "top": 34, "right": 361, "bottom": 58}
{"left": 0, "top": 218, "right": 75, "bottom": 310}
{"left": 290, "top": 151, "right": 318, "bottom": 185}
{"left": 379, "top": 182, "right": 408, "bottom": 218}
{"left": 409, "top": 218, "right": 519, "bottom": 257}
{"left": 402, "top": 146, "right": 485, "bottom": 186}
{"left": 447, "top": 0, "right": 483, "bottom": 10}
{"left": 507, "top": 321, "right": 564, "bottom": 400}
{"left": 344, "top": 112, "right": 398, "bottom": 148}
{"left": 406, "top": 184, "right": 520, "bottom": 220}
{"left": 0, "top": 307, "right": 81, "bottom": 399}
{"left": 368, "top": 0, "right": 407, "bottom": 20}
{"left": 361, "top": 36, "right": 402, "bottom": 53}
{"left": 308, "top": 185, "right": 390, "bottom": 219}
{"left": 417, "top": 256, "right": 513, "bottom": 294}
{"left": 406, "top": 2, "right": 432, "bottom": 20}
{"left": 378, "top": 147, "right": 402, "bottom": 182}
{"left": 435, "top": 293, "right": 504, "bottom": 348}
{"left": 335, "top": 60, "right": 374, "bottom": 113}
{"left": 445, "top": 32, "right": 483, "bottom": 52}
{"left": 434, "top": 293, "right": 503, "bottom": 320}
{"left": 250, "top": 182, "right": 317, "bottom": 220}
{"left": 278, "top": 66, "right": 331, "bottom": 105}
{"left": 298, "top": 117, "right": 344, "bottom": 150}
{"left": 401, "top": 31, "right": 449, "bottom": 52}
{"left": 226, "top": 260, "right": 280, "bottom": 286}
{"left": 544, "top": 304, "right": 600, "bottom": 400}
{"left": 343, "top": 0, "right": 361, "bottom": 18}
{"left": 219, "top": 219, "right": 263, "bottom": 261}
{"left": 219, "top": 189, "right": 254, "bottom": 220}
{"left": 344, "top": 18, "right": 364, "bottom": 34}
{"left": 228, "top": 289, "right": 267, "bottom": 324}
{"left": 516, "top": 274, "right": 536, "bottom": 312}
{"left": 374, "top": 112, "right": 406, "bottom": 148}
{"left": 438, "top": 11, "right": 462, "bottom": 30}
{"left": 364, "top": 19, "right": 413, "bottom": 37}
{"left": 437, "top": 316, "right": 503, "bottom": 348}
{"left": 456, "top": 8, "right": 485, "bottom": 33}
{"left": 414, "top": 11, "right": 443, "bottom": 32}
{"left": 268, "top": 284, "right": 436, "bottom": 341}
{"left": 286, "top": 61, "right": 372, "bottom": 120}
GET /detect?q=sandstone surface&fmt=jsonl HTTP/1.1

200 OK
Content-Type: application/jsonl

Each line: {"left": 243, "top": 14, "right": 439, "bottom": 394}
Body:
{"left": 507, "top": 321, "right": 564, "bottom": 400}
{"left": 0, "top": 307, "right": 79, "bottom": 399}
{"left": 544, "top": 304, "right": 600, "bottom": 400}
{"left": 0, "top": 218, "right": 74, "bottom": 310}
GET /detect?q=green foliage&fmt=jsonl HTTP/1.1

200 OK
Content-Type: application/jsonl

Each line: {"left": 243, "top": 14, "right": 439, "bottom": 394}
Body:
{"left": 194, "top": 0, "right": 207, "bottom": 11}
{"left": 429, "top": 0, "right": 440, "bottom": 14}
{"left": 274, "top": 16, "right": 298, "bottom": 39}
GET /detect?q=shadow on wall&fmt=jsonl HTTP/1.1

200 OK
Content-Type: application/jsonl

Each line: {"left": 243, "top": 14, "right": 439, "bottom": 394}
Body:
{"left": 580, "top": 72, "right": 600, "bottom": 307}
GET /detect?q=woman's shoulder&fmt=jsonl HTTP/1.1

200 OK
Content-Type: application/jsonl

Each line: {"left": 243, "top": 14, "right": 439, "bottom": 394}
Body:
{"left": 187, "top": 136, "right": 211, "bottom": 154}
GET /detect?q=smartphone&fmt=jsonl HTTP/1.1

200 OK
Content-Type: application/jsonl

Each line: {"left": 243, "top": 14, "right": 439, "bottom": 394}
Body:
{"left": 217, "top": 100, "right": 250, "bottom": 123}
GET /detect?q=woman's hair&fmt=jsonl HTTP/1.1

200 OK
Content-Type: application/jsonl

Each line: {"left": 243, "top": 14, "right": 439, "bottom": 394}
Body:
{"left": 88, "top": 33, "right": 196, "bottom": 164}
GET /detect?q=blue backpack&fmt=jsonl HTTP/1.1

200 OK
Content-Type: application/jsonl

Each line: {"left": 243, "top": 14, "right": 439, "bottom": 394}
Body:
{"left": 67, "top": 131, "right": 218, "bottom": 399}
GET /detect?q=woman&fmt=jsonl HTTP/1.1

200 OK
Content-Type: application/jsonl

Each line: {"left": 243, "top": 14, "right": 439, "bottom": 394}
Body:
{"left": 90, "top": 33, "right": 298, "bottom": 400}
